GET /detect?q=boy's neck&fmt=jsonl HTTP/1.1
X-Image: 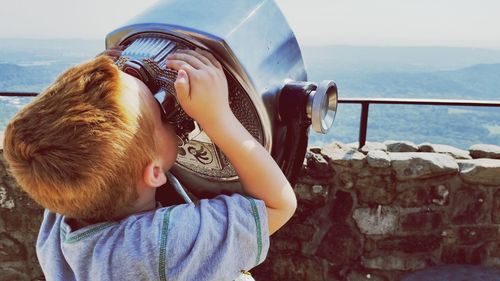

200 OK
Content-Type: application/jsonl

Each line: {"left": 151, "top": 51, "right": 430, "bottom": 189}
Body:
{"left": 129, "top": 186, "right": 158, "bottom": 214}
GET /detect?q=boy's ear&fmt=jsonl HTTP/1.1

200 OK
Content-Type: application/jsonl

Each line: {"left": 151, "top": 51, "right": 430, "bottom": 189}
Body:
{"left": 143, "top": 160, "right": 167, "bottom": 188}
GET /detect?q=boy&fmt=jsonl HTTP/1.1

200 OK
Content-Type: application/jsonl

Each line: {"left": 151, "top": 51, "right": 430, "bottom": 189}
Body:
{"left": 3, "top": 49, "right": 297, "bottom": 280}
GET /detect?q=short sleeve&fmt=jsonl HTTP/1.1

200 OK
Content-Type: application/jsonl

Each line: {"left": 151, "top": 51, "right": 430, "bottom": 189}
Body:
{"left": 162, "top": 194, "right": 269, "bottom": 281}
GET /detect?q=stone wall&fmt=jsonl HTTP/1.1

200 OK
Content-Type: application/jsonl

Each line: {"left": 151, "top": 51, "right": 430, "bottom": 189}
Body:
{"left": 0, "top": 146, "right": 44, "bottom": 280}
{"left": 252, "top": 141, "right": 500, "bottom": 281}
{"left": 1, "top": 140, "right": 500, "bottom": 281}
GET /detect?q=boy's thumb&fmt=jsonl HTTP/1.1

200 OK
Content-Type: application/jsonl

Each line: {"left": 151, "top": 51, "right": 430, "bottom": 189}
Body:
{"left": 174, "top": 69, "right": 189, "bottom": 99}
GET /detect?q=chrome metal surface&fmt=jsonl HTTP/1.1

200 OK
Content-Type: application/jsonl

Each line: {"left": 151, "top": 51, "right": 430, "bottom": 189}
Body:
{"left": 105, "top": 0, "right": 306, "bottom": 195}
{"left": 309, "top": 80, "right": 338, "bottom": 134}
{"left": 106, "top": 0, "right": 307, "bottom": 154}
{"left": 166, "top": 172, "right": 193, "bottom": 204}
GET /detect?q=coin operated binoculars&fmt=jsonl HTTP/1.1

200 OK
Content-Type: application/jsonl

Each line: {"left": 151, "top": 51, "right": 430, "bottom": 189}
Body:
{"left": 105, "top": 0, "right": 338, "bottom": 201}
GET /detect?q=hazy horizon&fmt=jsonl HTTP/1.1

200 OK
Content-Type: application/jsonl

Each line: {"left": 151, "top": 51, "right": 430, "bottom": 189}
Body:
{"left": 1, "top": 37, "right": 500, "bottom": 51}
{"left": 1, "top": 0, "right": 499, "bottom": 49}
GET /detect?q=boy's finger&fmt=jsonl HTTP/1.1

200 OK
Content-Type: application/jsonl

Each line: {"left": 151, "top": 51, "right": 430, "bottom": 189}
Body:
{"left": 165, "top": 59, "right": 197, "bottom": 73}
{"left": 177, "top": 49, "right": 212, "bottom": 66}
{"left": 174, "top": 69, "right": 190, "bottom": 102}
{"left": 195, "top": 49, "right": 223, "bottom": 70}
{"left": 167, "top": 53, "right": 204, "bottom": 70}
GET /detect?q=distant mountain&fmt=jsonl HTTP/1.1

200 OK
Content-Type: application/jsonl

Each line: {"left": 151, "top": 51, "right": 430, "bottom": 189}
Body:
{"left": 321, "top": 63, "right": 500, "bottom": 100}
{"left": 302, "top": 46, "right": 500, "bottom": 74}
{"left": 0, "top": 41, "right": 499, "bottom": 149}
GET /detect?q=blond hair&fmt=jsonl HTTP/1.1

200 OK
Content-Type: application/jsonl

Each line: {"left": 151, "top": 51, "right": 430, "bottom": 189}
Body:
{"left": 3, "top": 56, "right": 157, "bottom": 221}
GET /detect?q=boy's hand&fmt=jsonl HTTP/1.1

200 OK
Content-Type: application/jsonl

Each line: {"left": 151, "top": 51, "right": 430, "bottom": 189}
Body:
{"left": 165, "top": 49, "right": 231, "bottom": 128}
{"left": 167, "top": 49, "right": 296, "bottom": 235}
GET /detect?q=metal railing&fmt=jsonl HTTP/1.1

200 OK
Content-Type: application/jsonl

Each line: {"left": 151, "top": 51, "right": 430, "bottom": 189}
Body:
{"left": 339, "top": 97, "right": 500, "bottom": 148}
{"left": 2, "top": 92, "right": 500, "bottom": 149}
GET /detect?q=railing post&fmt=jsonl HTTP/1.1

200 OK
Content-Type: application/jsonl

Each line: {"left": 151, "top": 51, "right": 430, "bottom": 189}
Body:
{"left": 359, "top": 102, "right": 369, "bottom": 149}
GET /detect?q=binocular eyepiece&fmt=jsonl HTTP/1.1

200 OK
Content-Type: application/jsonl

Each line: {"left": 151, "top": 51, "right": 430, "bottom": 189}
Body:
{"left": 105, "top": 0, "right": 338, "bottom": 193}
{"left": 114, "top": 38, "right": 195, "bottom": 146}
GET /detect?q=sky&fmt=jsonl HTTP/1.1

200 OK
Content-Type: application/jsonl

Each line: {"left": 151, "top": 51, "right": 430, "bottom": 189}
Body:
{"left": 0, "top": 0, "right": 499, "bottom": 48}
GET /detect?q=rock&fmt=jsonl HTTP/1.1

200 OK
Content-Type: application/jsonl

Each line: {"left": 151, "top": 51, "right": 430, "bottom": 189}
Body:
{"left": 0, "top": 233, "right": 26, "bottom": 262}
{"left": 360, "top": 142, "right": 387, "bottom": 154}
{"left": 338, "top": 171, "right": 355, "bottom": 189}
{"left": 419, "top": 143, "right": 471, "bottom": 159}
{"left": 457, "top": 226, "right": 499, "bottom": 245}
{"left": 450, "top": 187, "right": 488, "bottom": 224}
{"left": 304, "top": 150, "right": 333, "bottom": 178}
{"left": 367, "top": 150, "right": 391, "bottom": 168}
{"left": 469, "top": 144, "right": 500, "bottom": 159}
{"left": 331, "top": 190, "right": 355, "bottom": 223}
{"left": 389, "top": 153, "right": 459, "bottom": 181}
{"left": 321, "top": 142, "right": 366, "bottom": 170}
{"left": 0, "top": 267, "right": 29, "bottom": 281}
{"left": 376, "top": 234, "right": 441, "bottom": 253}
{"left": 493, "top": 190, "right": 500, "bottom": 224}
{"left": 458, "top": 159, "right": 500, "bottom": 185}
{"left": 356, "top": 175, "right": 396, "bottom": 205}
{"left": 441, "top": 244, "right": 488, "bottom": 264}
{"left": 317, "top": 224, "right": 363, "bottom": 264}
{"left": 347, "top": 271, "right": 388, "bottom": 281}
{"left": 400, "top": 211, "right": 443, "bottom": 232}
{"left": 384, "top": 140, "right": 418, "bottom": 152}
{"left": 346, "top": 142, "right": 360, "bottom": 149}
{"left": 0, "top": 185, "right": 15, "bottom": 209}
{"left": 294, "top": 183, "right": 329, "bottom": 204}
{"left": 352, "top": 206, "right": 398, "bottom": 235}
{"left": 361, "top": 255, "right": 426, "bottom": 271}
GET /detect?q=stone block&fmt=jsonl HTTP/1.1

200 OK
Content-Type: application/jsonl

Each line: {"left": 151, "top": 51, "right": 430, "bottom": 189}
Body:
{"left": 347, "top": 271, "right": 388, "bottom": 281}
{"left": 367, "top": 150, "right": 391, "bottom": 168}
{"left": 441, "top": 245, "right": 468, "bottom": 264}
{"left": 361, "top": 255, "right": 427, "bottom": 271}
{"left": 0, "top": 267, "right": 29, "bottom": 281}
{"left": 396, "top": 180, "right": 454, "bottom": 207}
{"left": 294, "top": 183, "right": 329, "bottom": 205}
{"left": 356, "top": 175, "right": 396, "bottom": 205}
{"left": 400, "top": 211, "right": 442, "bottom": 232}
{"left": 493, "top": 189, "right": 500, "bottom": 224}
{"left": 419, "top": 143, "right": 472, "bottom": 159}
{"left": 384, "top": 141, "right": 418, "bottom": 152}
{"left": 330, "top": 190, "right": 355, "bottom": 223}
{"left": 304, "top": 150, "right": 334, "bottom": 179}
{"left": 321, "top": 142, "right": 366, "bottom": 170}
{"left": 458, "top": 159, "right": 500, "bottom": 185}
{"left": 252, "top": 253, "right": 324, "bottom": 281}
{"left": 389, "top": 153, "right": 458, "bottom": 181}
{"left": 487, "top": 242, "right": 500, "bottom": 258}
{"left": 317, "top": 224, "right": 363, "bottom": 264}
{"left": 441, "top": 244, "right": 487, "bottom": 264}
{"left": 457, "top": 226, "right": 499, "bottom": 245}
{"left": 275, "top": 222, "right": 316, "bottom": 242}
{"left": 470, "top": 144, "right": 500, "bottom": 159}
{"left": 352, "top": 206, "right": 398, "bottom": 235}
{"left": 0, "top": 184, "right": 15, "bottom": 209}
{"left": 396, "top": 186, "right": 433, "bottom": 208}
{"left": 450, "top": 187, "right": 488, "bottom": 225}
{"left": 338, "top": 171, "right": 355, "bottom": 189}
{"left": 0, "top": 233, "right": 26, "bottom": 262}
{"left": 376, "top": 234, "right": 441, "bottom": 253}
{"left": 360, "top": 142, "right": 388, "bottom": 154}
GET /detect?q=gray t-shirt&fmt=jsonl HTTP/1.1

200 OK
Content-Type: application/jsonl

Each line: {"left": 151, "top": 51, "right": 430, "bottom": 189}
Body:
{"left": 36, "top": 194, "right": 269, "bottom": 281}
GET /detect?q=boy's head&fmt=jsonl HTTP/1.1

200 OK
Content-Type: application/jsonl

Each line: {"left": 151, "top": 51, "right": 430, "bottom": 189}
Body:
{"left": 3, "top": 56, "right": 178, "bottom": 221}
